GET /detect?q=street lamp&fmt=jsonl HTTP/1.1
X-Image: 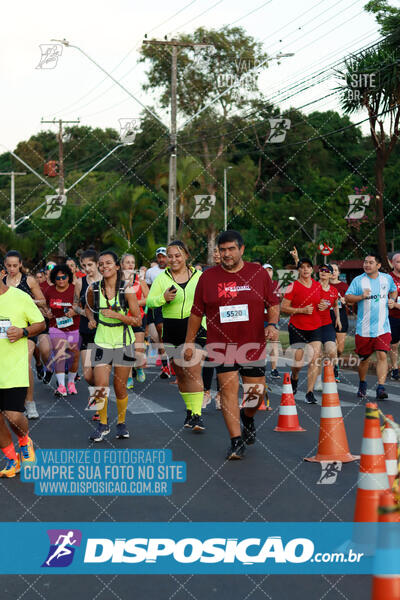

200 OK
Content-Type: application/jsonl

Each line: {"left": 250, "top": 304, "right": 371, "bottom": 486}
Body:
{"left": 224, "top": 166, "right": 233, "bottom": 231}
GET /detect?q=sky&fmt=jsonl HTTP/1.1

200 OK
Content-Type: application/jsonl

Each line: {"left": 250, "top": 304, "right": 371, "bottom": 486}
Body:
{"left": 1, "top": 0, "right": 383, "bottom": 151}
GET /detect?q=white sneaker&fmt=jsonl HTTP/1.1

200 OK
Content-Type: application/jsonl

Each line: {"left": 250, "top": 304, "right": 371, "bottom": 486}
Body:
{"left": 26, "top": 401, "right": 39, "bottom": 419}
{"left": 202, "top": 390, "right": 212, "bottom": 409}
{"left": 314, "top": 376, "right": 323, "bottom": 392}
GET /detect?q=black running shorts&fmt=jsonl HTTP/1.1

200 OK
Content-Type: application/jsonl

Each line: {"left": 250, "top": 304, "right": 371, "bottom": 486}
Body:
{"left": 0, "top": 387, "right": 28, "bottom": 412}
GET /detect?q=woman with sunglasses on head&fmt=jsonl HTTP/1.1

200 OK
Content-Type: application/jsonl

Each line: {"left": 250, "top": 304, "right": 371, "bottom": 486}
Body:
{"left": 146, "top": 240, "right": 206, "bottom": 431}
{"left": 44, "top": 264, "right": 80, "bottom": 397}
{"left": 121, "top": 253, "right": 149, "bottom": 386}
{"left": 315, "top": 264, "right": 341, "bottom": 386}
{"left": 329, "top": 263, "right": 348, "bottom": 381}
{"left": 3, "top": 250, "right": 47, "bottom": 419}
{"left": 85, "top": 251, "right": 142, "bottom": 442}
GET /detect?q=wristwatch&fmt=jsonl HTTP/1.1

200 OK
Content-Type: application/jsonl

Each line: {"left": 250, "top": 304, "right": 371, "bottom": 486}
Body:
{"left": 22, "top": 328, "right": 29, "bottom": 337}
{"left": 266, "top": 323, "right": 279, "bottom": 330}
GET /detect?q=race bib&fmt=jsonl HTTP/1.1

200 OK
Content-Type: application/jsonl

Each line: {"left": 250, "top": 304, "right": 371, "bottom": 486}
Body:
{"left": 86, "top": 386, "right": 109, "bottom": 411}
{"left": 219, "top": 304, "right": 249, "bottom": 323}
{"left": 0, "top": 319, "right": 11, "bottom": 339}
{"left": 56, "top": 316, "right": 73, "bottom": 329}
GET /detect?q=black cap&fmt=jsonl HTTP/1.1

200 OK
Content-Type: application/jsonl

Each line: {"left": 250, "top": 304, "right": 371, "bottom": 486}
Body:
{"left": 319, "top": 264, "right": 333, "bottom": 274}
{"left": 297, "top": 257, "right": 313, "bottom": 268}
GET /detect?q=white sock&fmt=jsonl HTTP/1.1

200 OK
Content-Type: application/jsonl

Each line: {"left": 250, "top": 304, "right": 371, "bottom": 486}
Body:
{"left": 56, "top": 373, "right": 65, "bottom": 386}
{"left": 68, "top": 372, "right": 77, "bottom": 384}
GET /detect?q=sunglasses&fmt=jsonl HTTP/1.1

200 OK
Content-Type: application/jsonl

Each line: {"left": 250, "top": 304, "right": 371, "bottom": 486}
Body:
{"left": 56, "top": 275, "right": 67, "bottom": 281}
{"left": 319, "top": 268, "right": 331, "bottom": 273}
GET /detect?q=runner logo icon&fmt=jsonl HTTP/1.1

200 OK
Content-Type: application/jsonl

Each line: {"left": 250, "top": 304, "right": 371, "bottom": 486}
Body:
{"left": 42, "top": 529, "right": 82, "bottom": 567}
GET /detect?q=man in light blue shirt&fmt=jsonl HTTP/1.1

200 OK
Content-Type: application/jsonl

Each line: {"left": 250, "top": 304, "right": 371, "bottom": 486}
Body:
{"left": 345, "top": 253, "right": 397, "bottom": 400}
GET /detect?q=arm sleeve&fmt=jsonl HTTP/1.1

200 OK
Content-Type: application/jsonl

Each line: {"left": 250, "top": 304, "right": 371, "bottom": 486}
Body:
{"left": 146, "top": 274, "right": 167, "bottom": 308}
{"left": 191, "top": 275, "right": 205, "bottom": 317}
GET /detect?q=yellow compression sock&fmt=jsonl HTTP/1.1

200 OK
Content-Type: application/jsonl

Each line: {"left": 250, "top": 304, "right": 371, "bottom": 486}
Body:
{"left": 181, "top": 392, "right": 203, "bottom": 416}
{"left": 98, "top": 396, "right": 108, "bottom": 426}
{"left": 116, "top": 396, "right": 128, "bottom": 424}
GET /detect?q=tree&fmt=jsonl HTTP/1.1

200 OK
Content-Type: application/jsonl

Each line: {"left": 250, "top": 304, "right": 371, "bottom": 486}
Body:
{"left": 337, "top": 1, "right": 400, "bottom": 268}
{"left": 140, "top": 26, "right": 268, "bottom": 262}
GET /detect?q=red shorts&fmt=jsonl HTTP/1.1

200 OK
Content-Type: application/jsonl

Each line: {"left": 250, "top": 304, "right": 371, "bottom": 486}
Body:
{"left": 355, "top": 332, "right": 392, "bottom": 357}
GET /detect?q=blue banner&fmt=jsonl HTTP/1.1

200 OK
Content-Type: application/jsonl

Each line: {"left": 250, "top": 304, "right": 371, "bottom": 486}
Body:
{"left": 0, "top": 522, "right": 399, "bottom": 574}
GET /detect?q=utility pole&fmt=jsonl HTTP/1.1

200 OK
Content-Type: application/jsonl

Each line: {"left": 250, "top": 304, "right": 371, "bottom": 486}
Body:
{"left": 142, "top": 38, "right": 210, "bottom": 242}
{"left": 0, "top": 171, "right": 27, "bottom": 230}
{"left": 41, "top": 118, "right": 80, "bottom": 255}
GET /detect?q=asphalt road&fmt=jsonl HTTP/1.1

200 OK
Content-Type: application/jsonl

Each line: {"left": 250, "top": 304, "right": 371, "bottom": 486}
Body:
{"left": 1, "top": 359, "right": 399, "bottom": 600}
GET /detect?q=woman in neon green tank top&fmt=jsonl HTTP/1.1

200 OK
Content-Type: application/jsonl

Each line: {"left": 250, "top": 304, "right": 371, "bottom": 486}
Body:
{"left": 85, "top": 251, "right": 141, "bottom": 443}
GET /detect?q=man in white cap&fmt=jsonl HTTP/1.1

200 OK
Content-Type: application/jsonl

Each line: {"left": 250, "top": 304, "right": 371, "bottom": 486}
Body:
{"left": 145, "top": 248, "right": 170, "bottom": 377}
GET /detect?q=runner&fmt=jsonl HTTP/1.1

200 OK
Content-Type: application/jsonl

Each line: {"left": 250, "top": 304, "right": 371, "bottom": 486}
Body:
{"left": 184, "top": 230, "right": 280, "bottom": 458}
{"left": 0, "top": 256, "right": 45, "bottom": 478}
{"left": 281, "top": 257, "right": 322, "bottom": 405}
{"left": 85, "top": 250, "right": 141, "bottom": 442}
{"left": 329, "top": 263, "right": 349, "bottom": 381}
{"left": 145, "top": 247, "right": 169, "bottom": 378}
{"left": 3, "top": 250, "right": 46, "bottom": 419}
{"left": 388, "top": 252, "right": 400, "bottom": 380}
{"left": 263, "top": 263, "right": 282, "bottom": 379}
{"left": 43, "top": 264, "right": 80, "bottom": 397}
{"left": 202, "top": 246, "right": 222, "bottom": 409}
{"left": 317, "top": 264, "right": 341, "bottom": 377}
{"left": 147, "top": 240, "right": 206, "bottom": 431}
{"left": 37, "top": 263, "right": 54, "bottom": 385}
{"left": 345, "top": 253, "right": 397, "bottom": 400}
{"left": 72, "top": 250, "right": 101, "bottom": 389}
{"left": 66, "top": 257, "right": 85, "bottom": 284}
{"left": 121, "top": 253, "right": 149, "bottom": 385}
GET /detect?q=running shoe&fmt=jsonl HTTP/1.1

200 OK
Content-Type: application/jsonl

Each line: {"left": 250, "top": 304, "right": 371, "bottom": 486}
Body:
{"left": 314, "top": 376, "right": 323, "bottom": 392}
{"left": 202, "top": 390, "right": 212, "bottom": 409}
{"left": 391, "top": 369, "right": 400, "bottom": 381}
{"left": 136, "top": 368, "right": 146, "bottom": 383}
{"left": 55, "top": 385, "right": 67, "bottom": 397}
{"left": 36, "top": 364, "right": 45, "bottom": 380}
{"left": 89, "top": 423, "right": 110, "bottom": 442}
{"left": 75, "top": 373, "right": 81, "bottom": 382}
{"left": 190, "top": 414, "right": 205, "bottom": 432}
{"left": 184, "top": 410, "right": 192, "bottom": 428}
{"left": 116, "top": 423, "right": 130, "bottom": 439}
{"left": 226, "top": 438, "right": 246, "bottom": 460}
{"left": 43, "top": 370, "right": 53, "bottom": 385}
{"left": 357, "top": 381, "right": 367, "bottom": 399}
{"left": 92, "top": 412, "right": 100, "bottom": 422}
{"left": 19, "top": 437, "right": 36, "bottom": 465}
{"left": 0, "top": 456, "right": 21, "bottom": 478}
{"left": 127, "top": 377, "right": 134, "bottom": 389}
{"left": 26, "top": 401, "right": 39, "bottom": 419}
{"left": 240, "top": 408, "right": 256, "bottom": 445}
{"left": 215, "top": 392, "right": 222, "bottom": 410}
{"left": 376, "top": 385, "right": 388, "bottom": 401}
{"left": 305, "top": 391, "right": 317, "bottom": 404}
{"left": 67, "top": 382, "right": 77, "bottom": 395}
{"left": 160, "top": 365, "right": 171, "bottom": 379}
{"left": 291, "top": 378, "right": 298, "bottom": 395}
{"left": 270, "top": 369, "right": 280, "bottom": 379}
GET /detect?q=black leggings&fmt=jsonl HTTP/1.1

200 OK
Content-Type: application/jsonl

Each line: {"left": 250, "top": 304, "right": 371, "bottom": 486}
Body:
{"left": 202, "top": 357, "right": 220, "bottom": 391}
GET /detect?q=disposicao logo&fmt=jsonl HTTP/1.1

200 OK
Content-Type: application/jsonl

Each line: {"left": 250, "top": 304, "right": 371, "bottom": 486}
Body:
{"left": 42, "top": 529, "right": 82, "bottom": 567}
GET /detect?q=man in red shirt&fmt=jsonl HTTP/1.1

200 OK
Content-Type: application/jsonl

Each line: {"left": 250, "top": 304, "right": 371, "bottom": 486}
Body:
{"left": 184, "top": 230, "right": 280, "bottom": 460}
{"left": 389, "top": 253, "right": 400, "bottom": 380}
{"left": 281, "top": 257, "right": 322, "bottom": 404}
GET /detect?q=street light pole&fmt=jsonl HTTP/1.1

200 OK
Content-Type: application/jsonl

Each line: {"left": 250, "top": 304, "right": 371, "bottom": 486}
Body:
{"left": 223, "top": 166, "right": 232, "bottom": 230}
{"left": 168, "top": 44, "right": 178, "bottom": 243}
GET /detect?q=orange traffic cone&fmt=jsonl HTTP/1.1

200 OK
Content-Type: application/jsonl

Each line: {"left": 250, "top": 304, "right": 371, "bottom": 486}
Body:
{"left": 354, "top": 403, "right": 390, "bottom": 522}
{"left": 383, "top": 415, "right": 398, "bottom": 490}
{"left": 274, "top": 373, "right": 305, "bottom": 431}
{"left": 371, "top": 491, "right": 400, "bottom": 599}
{"left": 305, "top": 363, "right": 358, "bottom": 462}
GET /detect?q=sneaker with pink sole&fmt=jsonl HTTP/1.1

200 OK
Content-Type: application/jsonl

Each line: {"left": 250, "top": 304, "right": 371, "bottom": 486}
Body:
{"left": 67, "top": 382, "right": 78, "bottom": 395}
{"left": 55, "top": 385, "right": 67, "bottom": 397}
